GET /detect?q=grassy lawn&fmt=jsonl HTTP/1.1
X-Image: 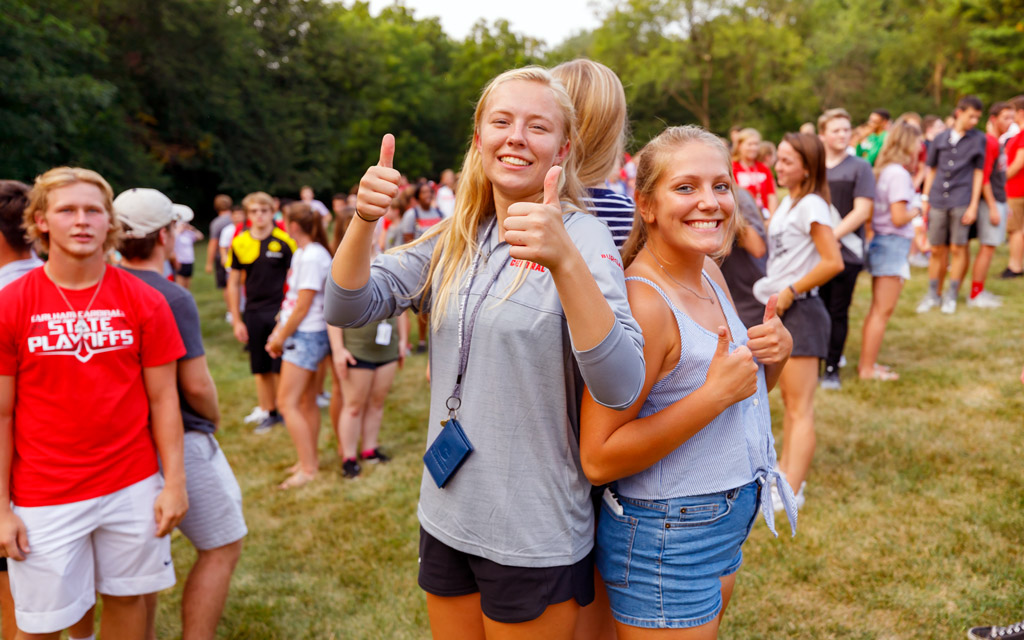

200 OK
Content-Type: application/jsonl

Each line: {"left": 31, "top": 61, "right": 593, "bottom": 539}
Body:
{"left": 150, "top": 242, "right": 1024, "bottom": 639}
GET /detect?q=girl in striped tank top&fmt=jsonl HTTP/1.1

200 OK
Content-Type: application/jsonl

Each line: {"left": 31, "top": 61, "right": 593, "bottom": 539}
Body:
{"left": 580, "top": 126, "right": 798, "bottom": 637}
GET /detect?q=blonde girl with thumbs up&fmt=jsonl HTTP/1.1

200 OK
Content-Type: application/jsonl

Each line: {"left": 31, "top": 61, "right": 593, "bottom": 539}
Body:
{"left": 579, "top": 126, "right": 796, "bottom": 639}
{"left": 325, "top": 66, "right": 645, "bottom": 639}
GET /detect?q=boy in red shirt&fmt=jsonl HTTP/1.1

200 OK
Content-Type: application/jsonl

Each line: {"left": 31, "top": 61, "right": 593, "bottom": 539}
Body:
{"left": 1003, "top": 96, "right": 1024, "bottom": 276}
{"left": 0, "top": 167, "right": 188, "bottom": 639}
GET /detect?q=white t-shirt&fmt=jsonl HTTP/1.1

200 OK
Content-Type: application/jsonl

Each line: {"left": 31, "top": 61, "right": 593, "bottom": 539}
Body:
{"left": 436, "top": 185, "right": 455, "bottom": 218}
{"left": 753, "top": 193, "right": 833, "bottom": 304}
{"left": 219, "top": 223, "right": 236, "bottom": 249}
{"left": 174, "top": 227, "right": 198, "bottom": 264}
{"left": 279, "top": 242, "right": 332, "bottom": 333}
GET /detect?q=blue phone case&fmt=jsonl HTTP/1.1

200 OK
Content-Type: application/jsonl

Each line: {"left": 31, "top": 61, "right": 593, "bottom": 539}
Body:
{"left": 423, "top": 418, "right": 474, "bottom": 488}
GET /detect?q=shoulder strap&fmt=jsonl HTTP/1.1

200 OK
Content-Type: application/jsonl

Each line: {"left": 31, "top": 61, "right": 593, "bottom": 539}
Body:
{"left": 624, "top": 276, "right": 680, "bottom": 315}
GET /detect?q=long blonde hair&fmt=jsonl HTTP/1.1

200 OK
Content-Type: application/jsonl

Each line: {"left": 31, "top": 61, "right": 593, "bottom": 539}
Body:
{"left": 873, "top": 121, "right": 922, "bottom": 178}
{"left": 622, "top": 126, "right": 739, "bottom": 268}
{"left": 398, "top": 66, "right": 585, "bottom": 330}
{"left": 551, "top": 58, "right": 629, "bottom": 188}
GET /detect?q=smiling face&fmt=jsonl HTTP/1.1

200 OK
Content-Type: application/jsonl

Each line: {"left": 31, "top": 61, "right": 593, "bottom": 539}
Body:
{"left": 774, "top": 140, "right": 806, "bottom": 191}
{"left": 640, "top": 142, "right": 735, "bottom": 257}
{"left": 475, "top": 79, "right": 570, "bottom": 204}
{"left": 36, "top": 182, "right": 112, "bottom": 261}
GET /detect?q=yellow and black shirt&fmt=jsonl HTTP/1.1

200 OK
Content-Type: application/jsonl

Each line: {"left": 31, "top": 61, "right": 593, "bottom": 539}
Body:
{"left": 226, "top": 227, "right": 297, "bottom": 313}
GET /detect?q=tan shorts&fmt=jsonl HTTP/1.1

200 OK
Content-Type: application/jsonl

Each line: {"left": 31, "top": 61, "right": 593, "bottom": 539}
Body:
{"left": 1007, "top": 198, "right": 1024, "bottom": 234}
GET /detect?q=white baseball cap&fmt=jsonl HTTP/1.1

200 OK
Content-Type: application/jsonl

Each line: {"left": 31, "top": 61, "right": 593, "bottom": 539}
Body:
{"left": 113, "top": 188, "right": 194, "bottom": 238}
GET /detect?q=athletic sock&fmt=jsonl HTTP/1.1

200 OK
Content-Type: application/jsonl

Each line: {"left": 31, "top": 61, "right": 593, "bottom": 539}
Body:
{"left": 970, "top": 281, "right": 984, "bottom": 299}
{"left": 928, "top": 279, "right": 940, "bottom": 297}
{"left": 948, "top": 279, "right": 961, "bottom": 296}
{"left": 269, "top": 409, "right": 280, "bottom": 418}
{"left": 361, "top": 448, "right": 376, "bottom": 458}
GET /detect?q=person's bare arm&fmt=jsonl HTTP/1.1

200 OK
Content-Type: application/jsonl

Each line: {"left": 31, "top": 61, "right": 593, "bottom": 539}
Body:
{"left": 227, "top": 269, "right": 247, "bottom": 343}
{"left": 0, "top": 376, "right": 28, "bottom": 560}
{"left": 889, "top": 200, "right": 916, "bottom": 227}
{"left": 737, "top": 226, "right": 766, "bottom": 259}
{"left": 775, "top": 222, "right": 844, "bottom": 315}
{"left": 144, "top": 362, "right": 188, "bottom": 537}
{"left": 833, "top": 196, "right": 874, "bottom": 239}
{"left": 205, "top": 235, "right": 218, "bottom": 273}
{"left": 921, "top": 167, "right": 937, "bottom": 216}
{"left": 178, "top": 356, "right": 219, "bottom": 426}
{"left": 580, "top": 284, "right": 758, "bottom": 485}
{"left": 961, "top": 168, "right": 984, "bottom": 225}
{"left": 266, "top": 289, "right": 315, "bottom": 358}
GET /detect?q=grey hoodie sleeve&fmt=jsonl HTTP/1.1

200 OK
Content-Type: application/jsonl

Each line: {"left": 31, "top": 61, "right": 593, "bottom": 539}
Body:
{"left": 323, "top": 235, "right": 437, "bottom": 328}
{"left": 565, "top": 214, "right": 645, "bottom": 410}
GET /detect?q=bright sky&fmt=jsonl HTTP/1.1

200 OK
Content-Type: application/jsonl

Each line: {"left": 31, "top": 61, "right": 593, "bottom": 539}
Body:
{"left": 365, "top": 0, "right": 605, "bottom": 46}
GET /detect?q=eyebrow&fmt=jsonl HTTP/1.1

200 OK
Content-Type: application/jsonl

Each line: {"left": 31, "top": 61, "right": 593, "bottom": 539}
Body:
{"left": 668, "top": 173, "right": 732, "bottom": 182}
{"left": 488, "top": 108, "right": 556, "bottom": 124}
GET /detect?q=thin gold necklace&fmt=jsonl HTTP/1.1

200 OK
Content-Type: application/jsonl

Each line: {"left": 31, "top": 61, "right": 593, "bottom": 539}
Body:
{"left": 644, "top": 247, "right": 713, "bottom": 304}
{"left": 47, "top": 264, "right": 106, "bottom": 337}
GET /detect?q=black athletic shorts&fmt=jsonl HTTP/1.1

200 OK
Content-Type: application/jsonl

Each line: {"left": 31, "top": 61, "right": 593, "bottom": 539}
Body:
{"left": 350, "top": 356, "right": 399, "bottom": 370}
{"left": 214, "top": 260, "right": 227, "bottom": 289}
{"left": 176, "top": 262, "right": 194, "bottom": 278}
{"left": 418, "top": 526, "right": 595, "bottom": 623}
{"left": 244, "top": 308, "right": 281, "bottom": 375}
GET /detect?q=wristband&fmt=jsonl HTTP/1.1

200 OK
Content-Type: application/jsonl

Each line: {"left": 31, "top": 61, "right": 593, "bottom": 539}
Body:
{"left": 921, "top": 195, "right": 930, "bottom": 203}
{"left": 355, "top": 209, "right": 377, "bottom": 223}
{"left": 788, "top": 284, "right": 799, "bottom": 297}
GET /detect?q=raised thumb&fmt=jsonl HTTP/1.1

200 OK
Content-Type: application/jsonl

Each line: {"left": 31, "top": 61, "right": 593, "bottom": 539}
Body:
{"left": 543, "top": 166, "right": 562, "bottom": 206}
{"left": 763, "top": 294, "right": 778, "bottom": 323}
{"left": 714, "top": 326, "right": 730, "bottom": 358}
{"left": 378, "top": 133, "right": 395, "bottom": 169}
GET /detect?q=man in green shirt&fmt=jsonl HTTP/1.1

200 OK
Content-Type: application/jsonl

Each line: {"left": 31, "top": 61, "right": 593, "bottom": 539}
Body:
{"left": 856, "top": 108, "right": 891, "bottom": 166}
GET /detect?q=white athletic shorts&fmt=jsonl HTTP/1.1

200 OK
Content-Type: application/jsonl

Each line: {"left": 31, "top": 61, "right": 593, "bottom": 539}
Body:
{"left": 177, "top": 431, "right": 247, "bottom": 550}
{"left": 8, "top": 473, "right": 175, "bottom": 634}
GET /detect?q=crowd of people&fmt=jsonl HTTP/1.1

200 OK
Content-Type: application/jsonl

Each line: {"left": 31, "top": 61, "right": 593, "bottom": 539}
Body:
{"left": 0, "top": 58, "right": 1021, "bottom": 640}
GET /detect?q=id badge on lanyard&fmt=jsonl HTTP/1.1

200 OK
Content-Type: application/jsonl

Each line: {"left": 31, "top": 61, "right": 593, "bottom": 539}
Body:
{"left": 375, "top": 321, "right": 392, "bottom": 346}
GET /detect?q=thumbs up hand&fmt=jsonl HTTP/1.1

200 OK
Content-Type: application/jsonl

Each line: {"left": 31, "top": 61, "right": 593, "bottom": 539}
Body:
{"left": 745, "top": 294, "right": 793, "bottom": 365}
{"left": 705, "top": 326, "right": 758, "bottom": 405}
{"left": 503, "top": 166, "right": 571, "bottom": 272}
{"left": 355, "top": 134, "right": 401, "bottom": 222}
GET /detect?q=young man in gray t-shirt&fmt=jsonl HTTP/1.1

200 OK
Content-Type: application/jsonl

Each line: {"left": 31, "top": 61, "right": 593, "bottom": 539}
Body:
{"left": 115, "top": 188, "right": 247, "bottom": 640}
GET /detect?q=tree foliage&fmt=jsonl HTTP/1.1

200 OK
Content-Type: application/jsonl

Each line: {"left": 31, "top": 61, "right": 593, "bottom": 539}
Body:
{"left": 0, "top": 0, "right": 1019, "bottom": 221}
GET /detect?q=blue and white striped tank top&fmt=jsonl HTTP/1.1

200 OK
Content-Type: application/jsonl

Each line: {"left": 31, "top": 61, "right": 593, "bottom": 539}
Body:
{"left": 615, "top": 274, "right": 797, "bottom": 536}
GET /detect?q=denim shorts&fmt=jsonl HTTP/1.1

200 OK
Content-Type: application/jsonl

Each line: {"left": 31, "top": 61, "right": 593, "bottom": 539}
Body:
{"left": 596, "top": 482, "right": 759, "bottom": 629}
{"left": 866, "top": 234, "right": 912, "bottom": 279}
{"left": 282, "top": 330, "right": 330, "bottom": 371}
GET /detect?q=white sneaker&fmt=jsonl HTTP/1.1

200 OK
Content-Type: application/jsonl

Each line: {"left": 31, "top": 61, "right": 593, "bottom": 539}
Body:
{"left": 243, "top": 406, "right": 269, "bottom": 424}
{"left": 316, "top": 392, "right": 330, "bottom": 408}
{"left": 838, "top": 355, "right": 847, "bottom": 369}
{"left": 916, "top": 292, "right": 941, "bottom": 313}
{"left": 966, "top": 290, "right": 1003, "bottom": 309}
{"left": 940, "top": 294, "right": 957, "bottom": 314}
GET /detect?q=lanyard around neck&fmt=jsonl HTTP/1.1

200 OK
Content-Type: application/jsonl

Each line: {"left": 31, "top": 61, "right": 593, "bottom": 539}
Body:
{"left": 447, "top": 217, "right": 506, "bottom": 417}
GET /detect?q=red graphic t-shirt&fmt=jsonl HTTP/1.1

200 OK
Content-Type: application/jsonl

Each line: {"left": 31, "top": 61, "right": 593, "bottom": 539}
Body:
{"left": 1007, "top": 132, "right": 1024, "bottom": 199}
{"left": 0, "top": 265, "right": 185, "bottom": 507}
{"left": 733, "top": 161, "right": 777, "bottom": 210}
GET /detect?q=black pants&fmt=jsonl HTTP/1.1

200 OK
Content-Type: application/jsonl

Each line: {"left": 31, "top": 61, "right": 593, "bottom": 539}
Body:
{"left": 818, "top": 258, "right": 861, "bottom": 370}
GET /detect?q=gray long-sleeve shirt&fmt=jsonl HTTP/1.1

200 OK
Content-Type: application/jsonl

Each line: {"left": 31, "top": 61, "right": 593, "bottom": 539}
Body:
{"left": 325, "top": 211, "right": 644, "bottom": 567}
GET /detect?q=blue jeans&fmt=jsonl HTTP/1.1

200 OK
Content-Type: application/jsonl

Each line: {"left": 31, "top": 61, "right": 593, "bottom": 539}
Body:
{"left": 596, "top": 481, "right": 760, "bottom": 629}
